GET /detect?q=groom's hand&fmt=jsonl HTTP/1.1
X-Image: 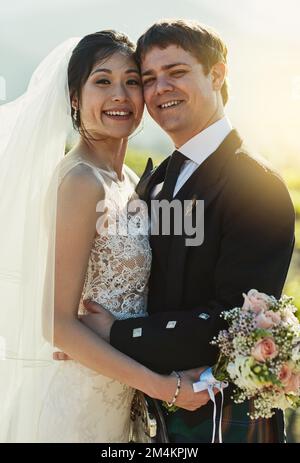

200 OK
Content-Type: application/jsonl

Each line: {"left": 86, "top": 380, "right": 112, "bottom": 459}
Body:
{"left": 53, "top": 300, "right": 116, "bottom": 361}
{"left": 82, "top": 299, "right": 116, "bottom": 342}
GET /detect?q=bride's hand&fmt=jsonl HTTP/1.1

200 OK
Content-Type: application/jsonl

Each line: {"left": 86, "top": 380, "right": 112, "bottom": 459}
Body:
{"left": 175, "top": 367, "right": 220, "bottom": 411}
{"left": 151, "top": 367, "right": 219, "bottom": 412}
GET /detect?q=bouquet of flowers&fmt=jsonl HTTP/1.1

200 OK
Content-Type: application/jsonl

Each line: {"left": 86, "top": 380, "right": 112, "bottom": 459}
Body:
{"left": 212, "top": 289, "right": 300, "bottom": 419}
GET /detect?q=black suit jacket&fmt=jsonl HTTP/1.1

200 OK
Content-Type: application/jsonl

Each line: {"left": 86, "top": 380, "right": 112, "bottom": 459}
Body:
{"left": 110, "top": 130, "right": 294, "bottom": 436}
{"left": 111, "top": 130, "right": 295, "bottom": 375}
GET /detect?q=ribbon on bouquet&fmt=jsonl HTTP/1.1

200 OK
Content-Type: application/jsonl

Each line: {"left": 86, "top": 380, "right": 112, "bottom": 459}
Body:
{"left": 193, "top": 368, "right": 228, "bottom": 443}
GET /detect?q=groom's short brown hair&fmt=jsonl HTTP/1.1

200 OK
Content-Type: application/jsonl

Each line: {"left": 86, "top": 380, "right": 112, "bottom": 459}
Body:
{"left": 136, "top": 19, "right": 229, "bottom": 105}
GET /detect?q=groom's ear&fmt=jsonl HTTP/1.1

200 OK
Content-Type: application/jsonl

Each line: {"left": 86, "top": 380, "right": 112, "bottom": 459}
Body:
{"left": 210, "top": 62, "right": 227, "bottom": 92}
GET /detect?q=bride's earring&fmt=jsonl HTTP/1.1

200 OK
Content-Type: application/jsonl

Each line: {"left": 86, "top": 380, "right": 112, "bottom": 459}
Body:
{"left": 73, "top": 108, "right": 78, "bottom": 121}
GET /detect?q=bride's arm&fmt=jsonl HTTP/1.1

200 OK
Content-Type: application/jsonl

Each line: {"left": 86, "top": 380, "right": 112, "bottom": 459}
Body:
{"left": 53, "top": 164, "right": 209, "bottom": 410}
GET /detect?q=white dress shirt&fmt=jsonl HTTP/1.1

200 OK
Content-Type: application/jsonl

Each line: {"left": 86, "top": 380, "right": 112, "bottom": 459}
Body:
{"left": 151, "top": 116, "right": 232, "bottom": 198}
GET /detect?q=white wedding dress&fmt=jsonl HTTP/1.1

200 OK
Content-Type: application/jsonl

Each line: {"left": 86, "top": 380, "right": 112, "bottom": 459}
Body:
{"left": 37, "top": 152, "right": 152, "bottom": 443}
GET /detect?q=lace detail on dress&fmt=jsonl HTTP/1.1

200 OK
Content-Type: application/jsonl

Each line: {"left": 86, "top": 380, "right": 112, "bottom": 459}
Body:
{"left": 79, "top": 178, "right": 151, "bottom": 319}
{"left": 59, "top": 151, "right": 152, "bottom": 321}
{"left": 80, "top": 233, "right": 151, "bottom": 319}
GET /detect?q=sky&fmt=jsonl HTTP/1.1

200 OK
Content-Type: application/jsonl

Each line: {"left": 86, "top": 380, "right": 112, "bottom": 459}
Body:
{"left": 1, "top": 0, "right": 299, "bottom": 167}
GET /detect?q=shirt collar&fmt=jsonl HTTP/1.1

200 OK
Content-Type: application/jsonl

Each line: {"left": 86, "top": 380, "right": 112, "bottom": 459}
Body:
{"left": 177, "top": 116, "right": 233, "bottom": 165}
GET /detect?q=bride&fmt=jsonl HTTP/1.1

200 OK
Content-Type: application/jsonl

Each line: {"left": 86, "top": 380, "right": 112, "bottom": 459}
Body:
{"left": 0, "top": 30, "right": 208, "bottom": 443}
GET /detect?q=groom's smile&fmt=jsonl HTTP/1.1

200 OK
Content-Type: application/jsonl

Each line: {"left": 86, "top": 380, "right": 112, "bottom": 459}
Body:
{"left": 158, "top": 99, "right": 183, "bottom": 110}
{"left": 141, "top": 44, "right": 223, "bottom": 147}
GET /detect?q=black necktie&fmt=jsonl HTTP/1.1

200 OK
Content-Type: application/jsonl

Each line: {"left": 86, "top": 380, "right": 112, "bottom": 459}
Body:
{"left": 158, "top": 150, "right": 188, "bottom": 201}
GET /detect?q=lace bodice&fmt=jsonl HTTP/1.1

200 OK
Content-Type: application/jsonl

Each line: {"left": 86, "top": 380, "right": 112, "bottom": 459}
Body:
{"left": 80, "top": 232, "right": 151, "bottom": 319}
{"left": 59, "top": 151, "right": 151, "bottom": 320}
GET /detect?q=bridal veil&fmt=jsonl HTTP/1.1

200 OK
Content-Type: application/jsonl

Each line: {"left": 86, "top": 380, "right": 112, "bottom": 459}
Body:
{"left": 0, "top": 37, "right": 80, "bottom": 441}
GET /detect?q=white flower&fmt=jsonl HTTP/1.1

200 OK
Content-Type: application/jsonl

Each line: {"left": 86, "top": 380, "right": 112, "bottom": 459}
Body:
{"left": 227, "top": 356, "right": 262, "bottom": 392}
{"left": 291, "top": 344, "right": 300, "bottom": 362}
{"left": 282, "top": 310, "right": 299, "bottom": 326}
{"left": 275, "top": 394, "right": 293, "bottom": 411}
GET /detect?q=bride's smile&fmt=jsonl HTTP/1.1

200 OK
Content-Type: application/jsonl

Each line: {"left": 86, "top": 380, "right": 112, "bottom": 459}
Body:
{"left": 71, "top": 53, "right": 144, "bottom": 143}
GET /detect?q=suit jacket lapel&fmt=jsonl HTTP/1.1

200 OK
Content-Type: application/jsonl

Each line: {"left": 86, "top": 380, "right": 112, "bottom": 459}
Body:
{"left": 164, "top": 129, "right": 243, "bottom": 310}
{"left": 164, "top": 177, "right": 229, "bottom": 310}
{"left": 174, "top": 129, "right": 242, "bottom": 202}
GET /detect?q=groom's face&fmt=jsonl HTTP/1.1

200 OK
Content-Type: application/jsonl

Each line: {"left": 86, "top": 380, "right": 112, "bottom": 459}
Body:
{"left": 141, "top": 45, "right": 218, "bottom": 146}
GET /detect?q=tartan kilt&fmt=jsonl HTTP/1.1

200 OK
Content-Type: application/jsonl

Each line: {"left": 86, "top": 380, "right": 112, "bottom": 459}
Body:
{"left": 162, "top": 397, "right": 285, "bottom": 443}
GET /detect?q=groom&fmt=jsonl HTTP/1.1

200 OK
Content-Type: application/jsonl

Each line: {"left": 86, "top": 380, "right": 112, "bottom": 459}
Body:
{"left": 108, "top": 19, "right": 295, "bottom": 443}
{"left": 58, "top": 20, "right": 295, "bottom": 442}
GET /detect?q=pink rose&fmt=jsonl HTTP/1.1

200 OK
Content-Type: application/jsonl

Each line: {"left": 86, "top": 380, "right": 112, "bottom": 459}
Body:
{"left": 255, "top": 310, "right": 281, "bottom": 329}
{"left": 279, "top": 364, "right": 293, "bottom": 386}
{"left": 279, "top": 365, "right": 300, "bottom": 392}
{"left": 242, "top": 289, "right": 272, "bottom": 314}
{"left": 251, "top": 337, "right": 278, "bottom": 362}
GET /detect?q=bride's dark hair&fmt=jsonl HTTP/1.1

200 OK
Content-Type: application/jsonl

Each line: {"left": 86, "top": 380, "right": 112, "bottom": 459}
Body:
{"left": 68, "top": 30, "right": 136, "bottom": 134}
